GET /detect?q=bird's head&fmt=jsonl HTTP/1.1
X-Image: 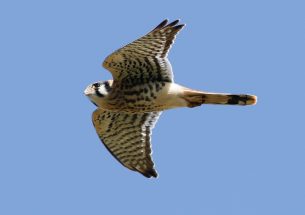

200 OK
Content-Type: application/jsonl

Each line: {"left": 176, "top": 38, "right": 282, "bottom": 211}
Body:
{"left": 84, "top": 80, "right": 113, "bottom": 107}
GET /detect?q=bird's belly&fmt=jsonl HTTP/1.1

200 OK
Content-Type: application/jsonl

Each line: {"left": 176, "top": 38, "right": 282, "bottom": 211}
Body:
{"left": 105, "top": 82, "right": 188, "bottom": 113}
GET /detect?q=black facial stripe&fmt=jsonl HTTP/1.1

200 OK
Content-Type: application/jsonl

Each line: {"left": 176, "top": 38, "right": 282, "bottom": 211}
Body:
{"left": 95, "top": 88, "right": 104, "bottom": 97}
{"left": 104, "top": 81, "right": 111, "bottom": 92}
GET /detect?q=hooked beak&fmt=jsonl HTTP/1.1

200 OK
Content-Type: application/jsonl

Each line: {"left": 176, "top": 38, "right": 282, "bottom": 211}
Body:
{"left": 84, "top": 85, "right": 95, "bottom": 96}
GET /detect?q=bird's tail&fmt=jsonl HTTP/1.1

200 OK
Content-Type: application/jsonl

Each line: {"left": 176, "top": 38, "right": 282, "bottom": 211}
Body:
{"left": 183, "top": 90, "right": 257, "bottom": 107}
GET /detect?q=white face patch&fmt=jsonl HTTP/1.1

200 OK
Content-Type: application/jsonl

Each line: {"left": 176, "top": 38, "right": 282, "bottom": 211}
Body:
{"left": 97, "top": 84, "right": 108, "bottom": 96}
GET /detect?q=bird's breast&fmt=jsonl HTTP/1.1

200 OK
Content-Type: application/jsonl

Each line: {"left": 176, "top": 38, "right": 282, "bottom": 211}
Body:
{"left": 100, "top": 82, "right": 187, "bottom": 112}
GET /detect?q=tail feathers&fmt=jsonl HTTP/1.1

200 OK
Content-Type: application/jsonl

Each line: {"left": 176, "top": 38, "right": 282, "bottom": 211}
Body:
{"left": 183, "top": 90, "right": 257, "bottom": 107}
{"left": 203, "top": 93, "right": 257, "bottom": 105}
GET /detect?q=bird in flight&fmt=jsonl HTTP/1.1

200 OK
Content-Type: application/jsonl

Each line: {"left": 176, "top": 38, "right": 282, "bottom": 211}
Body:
{"left": 84, "top": 19, "right": 257, "bottom": 178}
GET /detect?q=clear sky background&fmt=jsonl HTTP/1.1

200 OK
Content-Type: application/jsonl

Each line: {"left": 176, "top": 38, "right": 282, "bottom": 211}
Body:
{"left": 1, "top": 0, "right": 304, "bottom": 214}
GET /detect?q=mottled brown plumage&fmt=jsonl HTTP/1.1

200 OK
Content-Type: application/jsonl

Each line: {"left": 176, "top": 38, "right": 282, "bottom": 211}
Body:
{"left": 92, "top": 109, "right": 160, "bottom": 177}
{"left": 84, "top": 19, "right": 257, "bottom": 178}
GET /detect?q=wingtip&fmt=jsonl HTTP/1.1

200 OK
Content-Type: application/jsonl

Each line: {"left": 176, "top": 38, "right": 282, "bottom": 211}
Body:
{"left": 167, "top": 19, "right": 180, "bottom": 27}
{"left": 141, "top": 168, "right": 158, "bottom": 178}
{"left": 155, "top": 19, "right": 168, "bottom": 30}
{"left": 155, "top": 19, "right": 186, "bottom": 31}
{"left": 173, "top": 24, "right": 185, "bottom": 31}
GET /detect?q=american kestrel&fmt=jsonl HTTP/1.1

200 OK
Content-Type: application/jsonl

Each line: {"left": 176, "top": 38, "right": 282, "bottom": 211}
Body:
{"left": 84, "top": 19, "right": 257, "bottom": 178}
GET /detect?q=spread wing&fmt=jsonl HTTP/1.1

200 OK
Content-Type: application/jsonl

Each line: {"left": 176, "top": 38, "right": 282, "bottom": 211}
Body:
{"left": 102, "top": 19, "right": 185, "bottom": 84}
{"left": 92, "top": 109, "right": 162, "bottom": 178}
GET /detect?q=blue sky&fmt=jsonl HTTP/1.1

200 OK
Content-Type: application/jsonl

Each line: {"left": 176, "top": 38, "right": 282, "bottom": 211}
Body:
{"left": 1, "top": 0, "right": 304, "bottom": 214}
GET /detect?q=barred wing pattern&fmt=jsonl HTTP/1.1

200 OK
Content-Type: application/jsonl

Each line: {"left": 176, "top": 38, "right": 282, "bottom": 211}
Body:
{"left": 102, "top": 19, "right": 185, "bottom": 83}
{"left": 92, "top": 109, "right": 162, "bottom": 178}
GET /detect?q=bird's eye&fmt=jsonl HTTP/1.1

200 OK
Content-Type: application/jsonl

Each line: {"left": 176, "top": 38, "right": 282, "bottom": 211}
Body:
{"left": 93, "top": 83, "right": 100, "bottom": 88}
